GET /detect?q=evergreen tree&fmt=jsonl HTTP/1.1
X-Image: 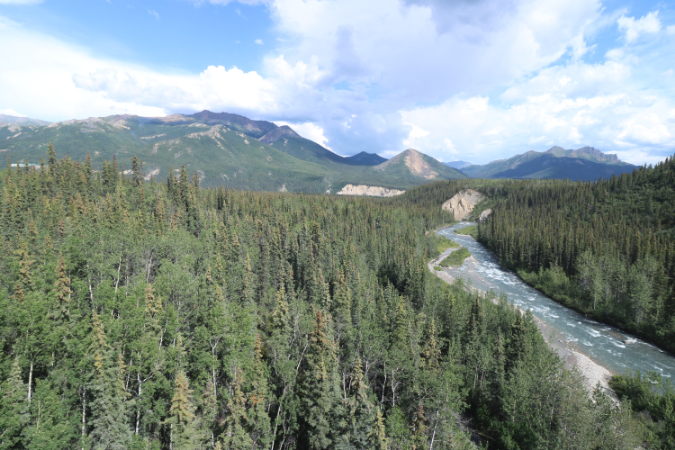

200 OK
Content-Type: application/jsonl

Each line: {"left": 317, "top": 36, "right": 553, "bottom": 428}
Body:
{"left": 88, "top": 313, "right": 132, "bottom": 450}
{"left": 299, "top": 310, "right": 339, "bottom": 450}
{"left": 167, "top": 371, "right": 197, "bottom": 450}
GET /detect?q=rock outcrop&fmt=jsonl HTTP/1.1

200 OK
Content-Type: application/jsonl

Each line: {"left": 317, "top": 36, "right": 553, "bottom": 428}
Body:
{"left": 442, "top": 189, "right": 483, "bottom": 221}
{"left": 479, "top": 208, "right": 493, "bottom": 222}
{"left": 337, "top": 184, "right": 405, "bottom": 197}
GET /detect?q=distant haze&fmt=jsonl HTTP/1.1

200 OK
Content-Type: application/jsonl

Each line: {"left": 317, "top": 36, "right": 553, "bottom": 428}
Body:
{"left": 443, "top": 161, "right": 474, "bottom": 170}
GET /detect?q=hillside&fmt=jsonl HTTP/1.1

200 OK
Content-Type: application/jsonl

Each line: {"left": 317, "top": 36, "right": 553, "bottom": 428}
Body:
{"left": 263, "top": 130, "right": 384, "bottom": 167}
{"left": 0, "top": 111, "right": 460, "bottom": 192}
{"left": 462, "top": 146, "right": 635, "bottom": 181}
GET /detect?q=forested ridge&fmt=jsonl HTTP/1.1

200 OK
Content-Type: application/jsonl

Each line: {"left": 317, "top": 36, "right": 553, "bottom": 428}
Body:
{"left": 0, "top": 146, "right": 644, "bottom": 449}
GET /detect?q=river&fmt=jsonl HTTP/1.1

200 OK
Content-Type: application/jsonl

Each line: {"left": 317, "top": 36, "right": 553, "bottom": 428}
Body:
{"left": 438, "top": 222, "right": 675, "bottom": 380}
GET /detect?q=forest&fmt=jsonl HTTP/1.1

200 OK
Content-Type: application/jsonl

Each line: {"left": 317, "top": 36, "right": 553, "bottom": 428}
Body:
{"left": 0, "top": 146, "right": 650, "bottom": 449}
{"left": 473, "top": 158, "right": 675, "bottom": 354}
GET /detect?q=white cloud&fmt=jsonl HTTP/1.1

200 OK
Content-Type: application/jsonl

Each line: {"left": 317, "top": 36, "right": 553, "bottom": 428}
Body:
{"left": 0, "top": 108, "right": 28, "bottom": 117}
{"left": 0, "top": 17, "right": 168, "bottom": 121}
{"left": 617, "top": 11, "right": 661, "bottom": 43}
{"left": 269, "top": 0, "right": 601, "bottom": 103}
{"left": 255, "top": 39, "right": 264, "bottom": 45}
{"left": 148, "top": 10, "right": 160, "bottom": 20}
{"left": 250, "top": 0, "right": 605, "bottom": 155}
{"left": 400, "top": 60, "right": 675, "bottom": 165}
{"left": 275, "top": 121, "right": 332, "bottom": 149}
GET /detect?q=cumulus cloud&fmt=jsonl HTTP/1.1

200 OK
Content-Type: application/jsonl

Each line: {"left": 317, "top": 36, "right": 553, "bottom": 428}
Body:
{"left": 253, "top": 0, "right": 606, "bottom": 154}
{"left": 270, "top": 0, "right": 601, "bottom": 103}
{"left": 275, "top": 121, "right": 332, "bottom": 149}
{"left": 400, "top": 60, "right": 675, "bottom": 165}
{"left": 255, "top": 39, "right": 264, "bottom": 45}
{"left": 618, "top": 11, "right": 661, "bottom": 43}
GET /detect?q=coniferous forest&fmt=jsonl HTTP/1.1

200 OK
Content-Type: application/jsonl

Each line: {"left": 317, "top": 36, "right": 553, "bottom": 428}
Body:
{"left": 0, "top": 146, "right": 652, "bottom": 449}
{"left": 474, "top": 158, "right": 675, "bottom": 353}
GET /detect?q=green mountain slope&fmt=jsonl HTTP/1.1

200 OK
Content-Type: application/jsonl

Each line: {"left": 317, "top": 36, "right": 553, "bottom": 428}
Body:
{"left": 344, "top": 151, "right": 387, "bottom": 165}
{"left": 0, "top": 111, "right": 463, "bottom": 192}
{"left": 462, "top": 146, "right": 635, "bottom": 180}
{"left": 263, "top": 127, "right": 386, "bottom": 166}
{"left": 0, "top": 115, "right": 335, "bottom": 192}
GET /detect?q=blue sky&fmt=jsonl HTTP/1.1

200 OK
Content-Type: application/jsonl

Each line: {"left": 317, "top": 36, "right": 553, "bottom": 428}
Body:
{"left": 1, "top": 0, "right": 675, "bottom": 165}
{"left": 0, "top": 1, "right": 273, "bottom": 73}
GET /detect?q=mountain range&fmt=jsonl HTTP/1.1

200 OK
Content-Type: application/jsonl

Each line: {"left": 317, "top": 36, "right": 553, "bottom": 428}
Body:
{"left": 443, "top": 160, "right": 473, "bottom": 169}
{"left": 1, "top": 111, "right": 637, "bottom": 189}
{"left": 0, "top": 111, "right": 466, "bottom": 193}
{"left": 460, "top": 146, "right": 636, "bottom": 181}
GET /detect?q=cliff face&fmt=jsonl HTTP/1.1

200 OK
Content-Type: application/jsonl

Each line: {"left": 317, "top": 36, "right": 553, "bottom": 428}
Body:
{"left": 337, "top": 184, "right": 405, "bottom": 197}
{"left": 442, "top": 189, "right": 483, "bottom": 221}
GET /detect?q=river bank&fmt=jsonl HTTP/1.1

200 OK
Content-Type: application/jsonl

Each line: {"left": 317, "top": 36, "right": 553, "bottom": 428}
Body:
{"left": 429, "top": 245, "right": 613, "bottom": 392}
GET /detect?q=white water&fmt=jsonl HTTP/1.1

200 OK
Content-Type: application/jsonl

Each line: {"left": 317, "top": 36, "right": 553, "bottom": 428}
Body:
{"left": 439, "top": 222, "right": 675, "bottom": 378}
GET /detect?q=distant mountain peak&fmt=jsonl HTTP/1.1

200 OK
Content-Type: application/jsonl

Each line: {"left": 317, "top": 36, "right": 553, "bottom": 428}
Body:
{"left": 462, "top": 145, "right": 633, "bottom": 181}
{"left": 443, "top": 160, "right": 473, "bottom": 169}
{"left": 545, "top": 145, "right": 620, "bottom": 163}
{"left": 188, "top": 110, "right": 277, "bottom": 138}
{"left": 345, "top": 151, "right": 387, "bottom": 165}
{"left": 259, "top": 125, "right": 301, "bottom": 144}
{"left": 376, "top": 148, "right": 440, "bottom": 179}
{"left": 0, "top": 114, "right": 51, "bottom": 127}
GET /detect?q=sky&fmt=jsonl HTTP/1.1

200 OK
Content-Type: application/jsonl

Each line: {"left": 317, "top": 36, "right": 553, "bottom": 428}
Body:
{"left": 1, "top": 0, "right": 675, "bottom": 165}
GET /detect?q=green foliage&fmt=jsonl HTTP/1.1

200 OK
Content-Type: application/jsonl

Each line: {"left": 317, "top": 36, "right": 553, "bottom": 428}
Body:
{"left": 610, "top": 372, "right": 675, "bottom": 448}
{"left": 440, "top": 248, "right": 471, "bottom": 268}
{"left": 434, "top": 235, "right": 460, "bottom": 253}
{"left": 0, "top": 147, "right": 650, "bottom": 450}
{"left": 454, "top": 225, "right": 478, "bottom": 238}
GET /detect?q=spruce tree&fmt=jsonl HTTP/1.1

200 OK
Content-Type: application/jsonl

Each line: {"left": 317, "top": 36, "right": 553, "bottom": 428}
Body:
{"left": 167, "top": 371, "right": 197, "bottom": 450}
{"left": 220, "top": 370, "right": 252, "bottom": 450}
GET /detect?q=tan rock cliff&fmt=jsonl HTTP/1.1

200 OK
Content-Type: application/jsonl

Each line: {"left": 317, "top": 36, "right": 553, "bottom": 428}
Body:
{"left": 337, "top": 184, "right": 405, "bottom": 197}
{"left": 442, "top": 189, "right": 483, "bottom": 221}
